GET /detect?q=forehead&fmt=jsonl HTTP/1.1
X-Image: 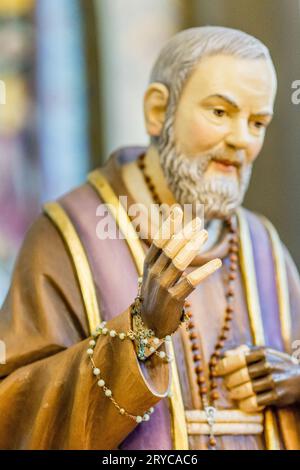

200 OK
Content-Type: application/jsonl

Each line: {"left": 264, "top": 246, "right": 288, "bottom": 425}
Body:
{"left": 180, "top": 54, "right": 277, "bottom": 109}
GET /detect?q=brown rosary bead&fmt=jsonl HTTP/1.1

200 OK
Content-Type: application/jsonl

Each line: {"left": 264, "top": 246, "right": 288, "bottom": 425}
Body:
{"left": 185, "top": 301, "right": 191, "bottom": 308}
{"left": 191, "top": 343, "right": 198, "bottom": 351}
{"left": 225, "top": 311, "right": 233, "bottom": 319}
{"left": 219, "top": 332, "right": 228, "bottom": 341}
{"left": 209, "top": 356, "right": 218, "bottom": 366}
{"left": 193, "top": 354, "right": 202, "bottom": 362}
{"left": 200, "top": 385, "right": 208, "bottom": 394}
{"left": 213, "top": 349, "right": 222, "bottom": 357}
{"left": 211, "top": 390, "right": 219, "bottom": 401}
{"left": 209, "top": 437, "right": 217, "bottom": 448}
{"left": 229, "top": 253, "right": 238, "bottom": 262}
{"left": 210, "top": 368, "right": 217, "bottom": 377}
{"left": 210, "top": 380, "right": 218, "bottom": 390}
{"left": 197, "top": 375, "right": 206, "bottom": 385}
{"left": 187, "top": 321, "right": 195, "bottom": 330}
{"left": 228, "top": 272, "right": 236, "bottom": 281}
{"left": 226, "top": 289, "right": 234, "bottom": 298}
{"left": 189, "top": 332, "right": 197, "bottom": 340}
{"left": 229, "top": 263, "right": 237, "bottom": 272}
{"left": 195, "top": 365, "right": 203, "bottom": 374}
{"left": 216, "top": 340, "right": 225, "bottom": 349}
{"left": 226, "top": 305, "right": 234, "bottom": 313}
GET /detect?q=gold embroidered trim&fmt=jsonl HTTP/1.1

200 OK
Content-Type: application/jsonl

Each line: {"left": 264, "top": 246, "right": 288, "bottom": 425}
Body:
{"left": 237, "top": 208, "right": 281, "bottom": 450}
{"left": 43, "top": 202, "right": 101, "bottom": 333}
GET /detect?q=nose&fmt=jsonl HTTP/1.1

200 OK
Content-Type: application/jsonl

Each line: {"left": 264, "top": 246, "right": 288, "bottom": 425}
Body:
{"left": 225, "top": 119, "right": 251, "bottom": 150}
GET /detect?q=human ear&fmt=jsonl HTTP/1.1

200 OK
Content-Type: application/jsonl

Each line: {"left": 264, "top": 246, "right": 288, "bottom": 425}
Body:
{"left": 143, "top": 83, "right": 169, "bottom": 137}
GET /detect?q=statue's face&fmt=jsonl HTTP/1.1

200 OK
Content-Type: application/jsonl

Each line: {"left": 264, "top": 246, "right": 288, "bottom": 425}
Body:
{"left": 174, "top": 54, "right": 276, "bottom": 166}
{"left": 158, "top": 54, "right": 277, "bottom": 220}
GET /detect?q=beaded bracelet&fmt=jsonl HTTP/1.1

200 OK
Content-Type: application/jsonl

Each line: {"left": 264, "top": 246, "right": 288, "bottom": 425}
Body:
{"left": 87, "top": 333, "right": 155, "bottom": 423}
{"left": 87, "top": 318, "right": 174, "bottom": 363}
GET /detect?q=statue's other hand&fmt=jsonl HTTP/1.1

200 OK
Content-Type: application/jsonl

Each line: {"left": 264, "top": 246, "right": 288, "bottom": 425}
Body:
{"left": 140, "top": 206, "right": 222, "bottom": 338}
{"left": 215, "top": 346, "right": 300, "bottom": 412}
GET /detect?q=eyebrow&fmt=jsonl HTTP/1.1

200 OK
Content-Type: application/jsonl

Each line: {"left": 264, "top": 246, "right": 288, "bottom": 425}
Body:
{"left": 203, "top": 94, "right": 240, "bottom": 110}
{"left": 203, "top": 94, "right": 273, "bottom": 117}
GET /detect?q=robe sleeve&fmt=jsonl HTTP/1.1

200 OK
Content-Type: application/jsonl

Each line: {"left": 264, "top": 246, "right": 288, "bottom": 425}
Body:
{"left": 0, "top": 215, "right": 170, "bottom": 449}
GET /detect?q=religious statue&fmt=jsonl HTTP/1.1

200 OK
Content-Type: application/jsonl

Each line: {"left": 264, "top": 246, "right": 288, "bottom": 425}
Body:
{"left": 1, "top": 26, "right": 300, "bottom": 450}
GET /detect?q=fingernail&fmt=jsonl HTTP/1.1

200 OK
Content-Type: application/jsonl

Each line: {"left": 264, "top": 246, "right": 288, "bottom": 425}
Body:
{"left": 207, "top": 258, "right": 222, "bottom": 271}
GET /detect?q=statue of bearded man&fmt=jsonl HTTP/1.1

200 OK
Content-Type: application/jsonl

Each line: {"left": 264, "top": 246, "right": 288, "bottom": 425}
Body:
{"left": 1, "top": 26, "right": 300, "bottom": 451}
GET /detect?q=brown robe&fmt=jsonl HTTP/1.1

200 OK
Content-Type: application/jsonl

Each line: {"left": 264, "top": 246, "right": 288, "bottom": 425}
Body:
{"left": 0, "top": 148, "right": 300, "bottom": 450}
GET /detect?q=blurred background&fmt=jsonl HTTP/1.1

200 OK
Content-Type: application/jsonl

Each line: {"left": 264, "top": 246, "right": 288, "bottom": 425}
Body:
{"left": 0, "top": 0, "right": 299, "bottom": 304}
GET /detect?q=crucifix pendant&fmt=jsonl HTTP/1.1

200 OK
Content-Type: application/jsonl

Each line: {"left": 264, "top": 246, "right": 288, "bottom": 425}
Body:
{"left": 205, "top": 406, "right": 217, "bottom": 450}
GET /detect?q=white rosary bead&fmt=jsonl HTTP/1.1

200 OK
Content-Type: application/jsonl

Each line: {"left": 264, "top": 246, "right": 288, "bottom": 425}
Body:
{"left": 102, "top": 328, "right": 108, "bottom": 335}
{"left": 136, "top": 416, "right": 143, "bottom": 423}
{"left": 143, "top": 414, "right": 150, "bottom": 421}
{"left": 142, "top": 338, "right": 148, "bottom": 345}
{"left": 109, "top": 330, "right": 117, "bottom": 338}
{"left": 119, "top": 333, "right": 126, "bottom": 340}
{"left": 167, "top": 355, "right": 173, "bottom": 362}
{"left": 93, "top": 368, "right": 101, "bottom": 376}
{"left": 165, "top": 335, "right": 172, "bottom": 342}
{"left": 153, "top": 337, "right": 160, "bottom": 345}
{"left": 100, "top": 321, "right": 106, "bottom": 328}
{"left": 119, "top": 408, "right": 125, "bottom": 415}
{"left": 105, "top": 389, "right": 112, "bottom": 397}
{"left": 97, "top": 379, "right": 105, "bottom": 387}
{"left": 149, "top": 407, "right": 154, "bottom": 414}
{"left": 87, "top": 348, "right": 94, "bottom": 356}
{"left": 159, "top": 351, "right": 166, "bottom": 359}
{"left": 89, "top": 340, "right": 96, "bottom": 347}
{"left": 149, "top": 346, "right": 155, "bottom": 354}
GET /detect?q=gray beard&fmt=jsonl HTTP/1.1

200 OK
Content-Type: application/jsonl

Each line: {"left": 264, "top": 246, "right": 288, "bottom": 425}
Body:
{"left": 157, "top": 116, "right": 253, "bottom": 220}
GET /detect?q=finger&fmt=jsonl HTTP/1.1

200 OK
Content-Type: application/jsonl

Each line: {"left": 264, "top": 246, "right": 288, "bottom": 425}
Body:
{"left": 248, "top": 360, "right": 272, "bottom": 380}
{"left": 238, "top": 395, "right": 265, "bottom": 413}
{"left": 171, "top": 229, "right": 208, "bottom": 271}
{"left": 159, "top": 222, "right": 204, "bottom": 288}
{"left": 215, "top": 352, "right": 247, "bottom": 376}
{"left": 159, "top": 263, "right": 183, "bottom": 289}
{"left": 256, "top": 390, "right": 278, "bottom": 407}
{"left": 163, "top": 217, "right": 202, "bottom": 259}
{"left": 252, "top": 375, "right": 274, "bottom": 394}
{"left": 169, "top": 258, "right": 222, "bottom": 301}
{"left": 151, "top": 252, "right": 172, "bottom": 276}
{"left": 228, "top": 381, "right": 254, "bottom": 400}
{"left": 152, "top": 206, "right": 183, "bottom": 250}
{"left": 245, "top": 348, "right": 266, "bottom": 365}
{"left": 224, "top": 367, "right": 250, "bottom": 389}
{"left": 144, "top": 243, "right": 161, "bottom": 268}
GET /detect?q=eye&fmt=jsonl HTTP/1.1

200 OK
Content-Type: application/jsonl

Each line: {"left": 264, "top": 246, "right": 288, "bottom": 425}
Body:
{"left": 213, "top": 108, "right": 227, "bottom": 118}
{"left": 253, "top": 121, "right": 265, "bottom": 129}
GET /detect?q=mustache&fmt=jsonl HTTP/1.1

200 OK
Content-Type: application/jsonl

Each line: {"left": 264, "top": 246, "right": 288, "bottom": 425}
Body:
{"left": 195, "top": 149, "right": 245, "bottom": 169}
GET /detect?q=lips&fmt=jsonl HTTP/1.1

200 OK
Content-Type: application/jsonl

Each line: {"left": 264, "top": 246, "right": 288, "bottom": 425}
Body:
{"left": 210, "top": 158, "right": 240, "bottom": 174}
{"left": 211, "top": 158, "right": 241, "bottom": 168}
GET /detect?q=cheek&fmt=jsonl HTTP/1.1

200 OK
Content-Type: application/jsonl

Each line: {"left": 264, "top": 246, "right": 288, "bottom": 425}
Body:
{"left": 247, "top": 137, "right": 265, "bottom": 163}
{"left": 175, "top": 110, "right": 226, "bottom": 154}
